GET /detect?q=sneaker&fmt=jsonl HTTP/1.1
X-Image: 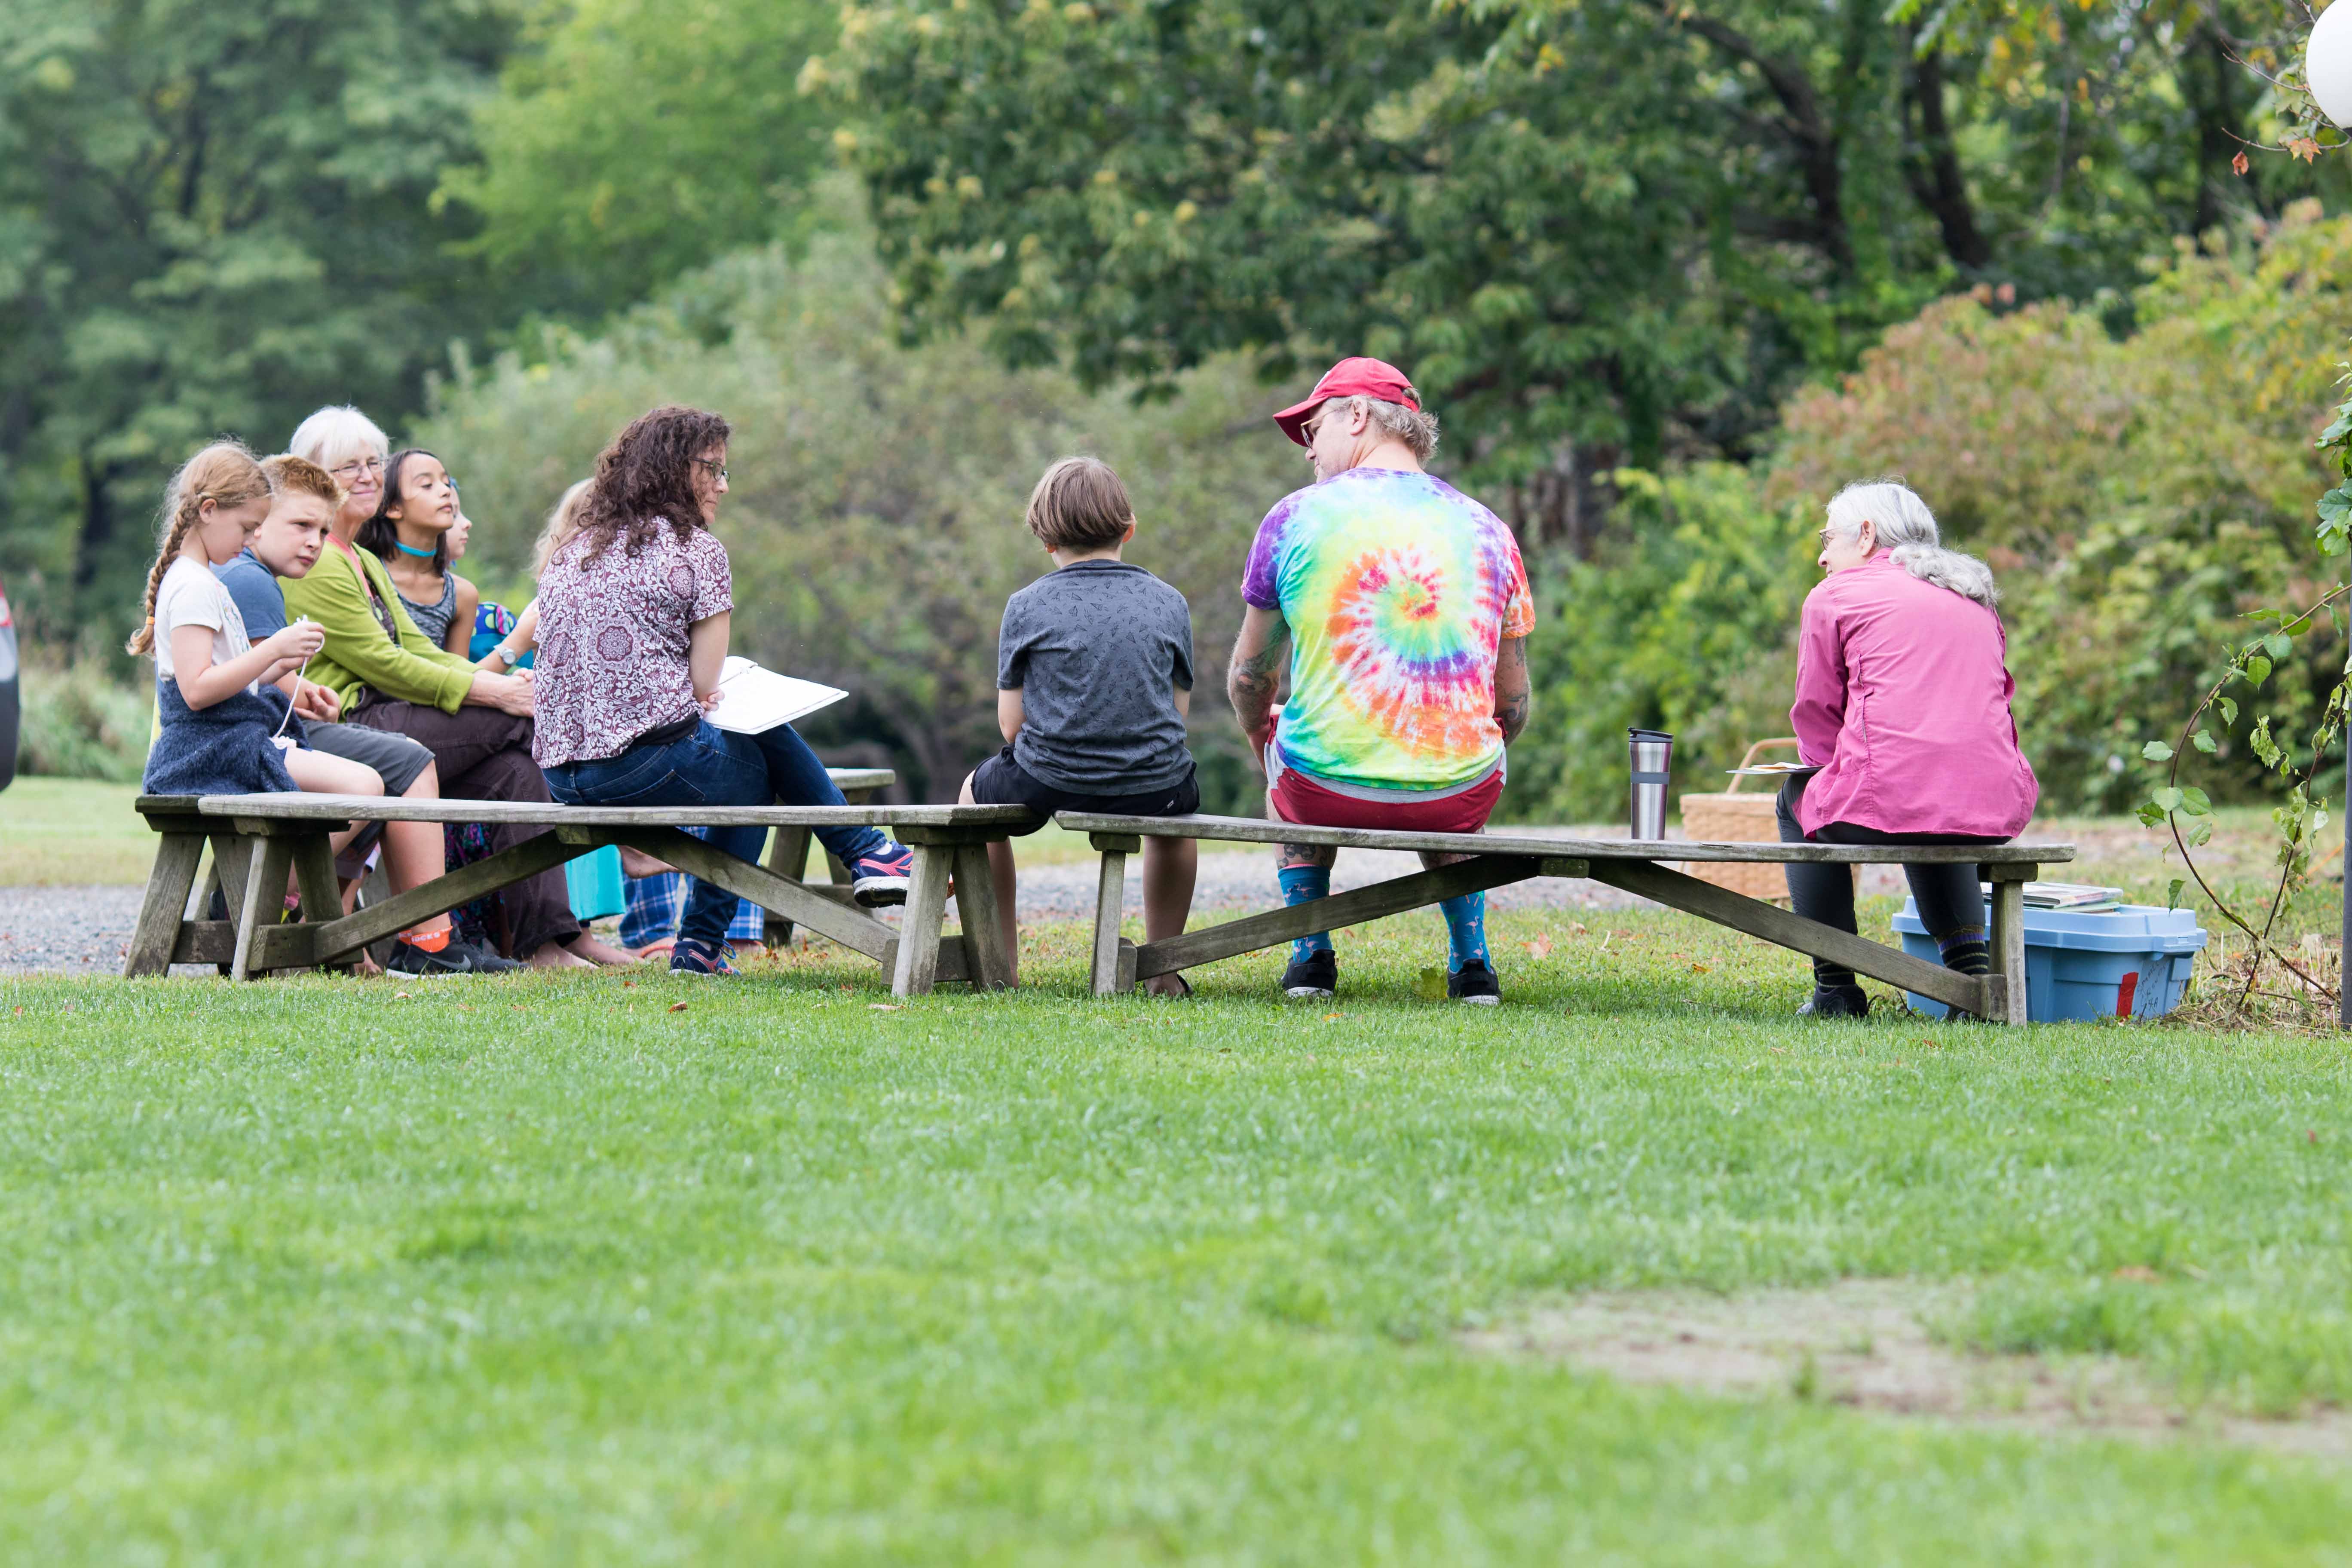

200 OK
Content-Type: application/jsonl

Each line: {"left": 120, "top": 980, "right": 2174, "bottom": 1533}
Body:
{"left": 1447, "top": 958, "right": 1502, "bottom": 1005}
{"left": 387, "top": 936, "right": 523, "bottom": 977}
{"left": 670, "top": 938, "right": 740, "bottom": 977}
{"left": 1796, "top": 984, "right": 1870, "bottom": 1019}
{"left": 1280, "top": 949, "right": 1337, "bottom": 1001}
{"left": 848, "top": 843, "right": 915, "bottom": 908}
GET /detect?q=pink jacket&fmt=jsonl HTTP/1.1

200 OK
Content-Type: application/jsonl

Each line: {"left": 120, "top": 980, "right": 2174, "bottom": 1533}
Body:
{"left": 1789, "top": 553, "right": 2038, "bottom": 839}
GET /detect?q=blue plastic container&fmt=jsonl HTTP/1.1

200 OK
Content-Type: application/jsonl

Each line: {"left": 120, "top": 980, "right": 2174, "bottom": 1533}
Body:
{"left": 565, "top": 845, "right": 626, "bottom": 922}
{"left": 1890, "top": 899, "right": 2208, "bottom": 1021}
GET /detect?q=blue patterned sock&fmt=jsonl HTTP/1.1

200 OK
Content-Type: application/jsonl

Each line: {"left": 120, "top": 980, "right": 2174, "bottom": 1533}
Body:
{"left": 1936, "top": 925, "right": 1991, "bottom": 977}
{"left": 1440, "top": 891, "right": 1490, "bottom": 972}
{"left": 1278, "top": 864, "right": 1333, "bottom": 963}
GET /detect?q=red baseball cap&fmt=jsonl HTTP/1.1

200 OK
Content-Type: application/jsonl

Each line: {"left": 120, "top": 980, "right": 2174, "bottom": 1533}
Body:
{"left": 1272, "top": 356, "right": 1420, "bottom": 446}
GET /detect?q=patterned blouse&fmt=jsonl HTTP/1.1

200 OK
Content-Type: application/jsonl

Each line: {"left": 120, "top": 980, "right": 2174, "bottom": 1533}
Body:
{"left": 531, "top": 520, "right": 732, "bottom": 768}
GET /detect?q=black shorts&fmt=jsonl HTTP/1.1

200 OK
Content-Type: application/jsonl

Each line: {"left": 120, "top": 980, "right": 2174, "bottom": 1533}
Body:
{"left": 304, "top": 720, "right": 435, "bottom": 796}
{"left": 969, "top": 747, "right": 1199, "bottom": 836}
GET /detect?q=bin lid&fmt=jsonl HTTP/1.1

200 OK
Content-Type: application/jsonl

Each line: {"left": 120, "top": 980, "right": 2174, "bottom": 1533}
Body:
{"left": 1892, "top": 898, "right": 2208, "bottom": 953}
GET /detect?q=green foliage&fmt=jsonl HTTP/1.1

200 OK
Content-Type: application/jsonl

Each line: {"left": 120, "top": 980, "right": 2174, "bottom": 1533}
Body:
{"left": 443, "top": 0, "right": 839, "bottom": 319}
{"left": 830, "top": 0, "right": 1751, "bottom": 528}
{"left": 12, "top": 662, "right": 149, "bottom": 784}
{"left": 418, "top": 191, "right": 1302, "bottom": 801}
{"left": 827, "top": 0, "right": 2321, "bottom": 548}
{"left": 0, "top": 0, "right": 515, "bottom": 649}
{"left": 1509, "top": 463, "right": 1815, "bottom": 819}
{"left": 1771, "top": 205, "right": 2352, "bottom": 815}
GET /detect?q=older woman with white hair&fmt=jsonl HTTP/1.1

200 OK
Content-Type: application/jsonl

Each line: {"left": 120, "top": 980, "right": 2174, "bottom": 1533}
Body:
{"left": 277, "top": 405, "right": 628, "bottom": 968}
{"left": 1778, "top": 479, "right": 2039, "bottom": 1018}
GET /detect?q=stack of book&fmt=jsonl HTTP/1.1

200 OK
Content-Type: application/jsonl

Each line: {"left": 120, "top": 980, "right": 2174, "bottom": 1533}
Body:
{"left": 1982, "top": 880, "right": 2127, "bottom": 914}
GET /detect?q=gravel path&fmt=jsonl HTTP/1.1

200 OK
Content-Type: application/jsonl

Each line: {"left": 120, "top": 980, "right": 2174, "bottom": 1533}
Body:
{"left": 0, "top": 829, "right": 1928, "bottom": 976}
{"left": 0, "top": 886, "right": 148, "bottom": 976}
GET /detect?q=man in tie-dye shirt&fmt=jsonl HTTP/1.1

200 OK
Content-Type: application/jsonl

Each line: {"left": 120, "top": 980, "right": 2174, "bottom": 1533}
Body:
{"left": 1228, "top": 357, "right": 1535, "bottom": 1005}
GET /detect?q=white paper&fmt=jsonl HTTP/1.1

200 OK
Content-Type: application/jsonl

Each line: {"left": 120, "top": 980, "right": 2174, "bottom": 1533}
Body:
{"left": 704, "top": 656, "right": 848, "bottom": 734}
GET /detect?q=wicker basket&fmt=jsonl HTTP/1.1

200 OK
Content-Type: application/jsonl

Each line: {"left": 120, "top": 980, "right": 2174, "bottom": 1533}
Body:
{"left": 1678, "top": 738, "right": 1800, "bottom": 900}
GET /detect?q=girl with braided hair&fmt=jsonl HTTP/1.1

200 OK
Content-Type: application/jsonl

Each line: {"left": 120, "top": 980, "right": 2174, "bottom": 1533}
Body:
{"left": 134, "top": 441, "right": 386, "bottom": 809}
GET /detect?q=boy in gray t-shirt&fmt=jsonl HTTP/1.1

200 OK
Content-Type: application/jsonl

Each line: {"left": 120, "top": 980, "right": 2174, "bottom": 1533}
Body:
{"left": 961, "top": 458, "right": 1200, "bottom": 994}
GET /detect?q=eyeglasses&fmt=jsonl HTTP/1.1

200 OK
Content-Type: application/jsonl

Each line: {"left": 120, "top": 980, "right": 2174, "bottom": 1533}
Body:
{"left": 330, "top": 456, "right": 386, "bottom": 480}
{"left": 693, "top": 458, "right": 729, "bottom": 482}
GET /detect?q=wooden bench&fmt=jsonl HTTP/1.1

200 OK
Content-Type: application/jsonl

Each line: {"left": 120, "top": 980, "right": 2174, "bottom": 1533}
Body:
{"left": 129, "top": 789, "right": 1038, "bottom": 995}
{"left": 1056, "top": 813, "right": 2078, "bottom": 1023}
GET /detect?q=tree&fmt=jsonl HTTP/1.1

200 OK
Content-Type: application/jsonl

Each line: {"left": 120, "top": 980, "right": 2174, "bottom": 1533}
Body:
{"left": 1512, "top": 203, "right": 2352, "bottom": 819}
{"left": 0, "top": 0, "right": 515, "bottom": 646}
{"left": 826, "top": 0, "right": 2330, "bottom": 553}
{"left": 442, "top": 0, "right": 840, "bottom": 321}
{"left": 418, "top": 193, "right": 1305, "bottom": 802}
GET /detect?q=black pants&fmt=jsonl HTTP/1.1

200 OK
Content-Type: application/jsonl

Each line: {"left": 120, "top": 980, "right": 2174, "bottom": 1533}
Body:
{"left": 349, "top": 695, "right": 586, "bottom": 959}
{"left": 1775, "top": 775, "right": 2001, "bottom": 986}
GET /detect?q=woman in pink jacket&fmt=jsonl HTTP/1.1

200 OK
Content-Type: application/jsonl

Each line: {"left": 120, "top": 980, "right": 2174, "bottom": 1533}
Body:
{"left": 1778, "top": 480, "right": 2039, "bottom": 1018}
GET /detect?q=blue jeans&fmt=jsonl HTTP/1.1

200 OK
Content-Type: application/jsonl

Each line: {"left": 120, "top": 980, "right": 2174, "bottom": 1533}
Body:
{"left": 544, "top": 720, "right": 888, "bottom": 948}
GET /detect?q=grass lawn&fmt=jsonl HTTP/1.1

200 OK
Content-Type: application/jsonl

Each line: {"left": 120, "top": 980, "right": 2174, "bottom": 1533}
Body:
{"left": 0, "top": 776, "right": 155, "bottom": 885}
{"left": 4, "top": 901, "right": 2350, "bottom": 1563}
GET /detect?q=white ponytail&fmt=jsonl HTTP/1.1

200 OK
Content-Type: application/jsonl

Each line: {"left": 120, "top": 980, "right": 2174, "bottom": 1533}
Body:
{"left": 1824, "top": 478, "right": 1997, "bottom": 609}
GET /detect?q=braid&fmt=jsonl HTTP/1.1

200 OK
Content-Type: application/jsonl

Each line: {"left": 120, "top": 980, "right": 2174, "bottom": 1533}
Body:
{"left": 128, "top": 441, "right": 269, "bottom": 657}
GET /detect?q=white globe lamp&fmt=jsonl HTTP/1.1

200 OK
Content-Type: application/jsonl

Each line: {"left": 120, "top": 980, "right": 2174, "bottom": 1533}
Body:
{"left": 2308, "top": 3, "right": 2352, "bottom": 126}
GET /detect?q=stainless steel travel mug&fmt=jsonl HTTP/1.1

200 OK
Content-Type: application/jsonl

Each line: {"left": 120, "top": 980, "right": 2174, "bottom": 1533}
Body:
{"left": 1629, "top": 728, "right": 1673, "bottom": 840}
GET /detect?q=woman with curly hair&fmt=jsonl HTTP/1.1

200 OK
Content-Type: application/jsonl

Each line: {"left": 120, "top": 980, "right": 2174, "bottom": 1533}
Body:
{"left": 532, "top": 404, "right": 916, "bottom": 976}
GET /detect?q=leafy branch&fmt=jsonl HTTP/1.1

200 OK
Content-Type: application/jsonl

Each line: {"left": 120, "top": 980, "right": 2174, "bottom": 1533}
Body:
{"left": 2139, "top": 354, "right": 2352, "bottom": 1017}
{"left": 2140, "top": 590, "right": 2341, "bottom": 1006}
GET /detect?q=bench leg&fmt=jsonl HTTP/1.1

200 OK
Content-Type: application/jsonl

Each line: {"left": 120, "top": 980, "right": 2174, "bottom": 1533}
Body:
{"left": 764, "top": 825, "right": 814, "bottom": 947}
{"left": 358, "top": 862, "right": 398, "bottom": 968}
{"left": 1989, "top": 870, "right": 2031, "bottom": 1025}
{"left": 126, "top": 833, "right": 206, "bottom": 977}
{"left": 1090, "top": 847, "right": 1128, "bottom": 996}
{"left": 890, "top": 844, "right": 954, "bottom": 996}
{"left": 210, "top": 833, "right": 255, "bottom": 931}
{"left": 951, "top": 841, "right": 1016, "bottom": 990}
{"left": 291, "top": 833, "right": 349, "bottom": 972}
{"left": 230, "top": 837, "right": 295, "bottom": 982}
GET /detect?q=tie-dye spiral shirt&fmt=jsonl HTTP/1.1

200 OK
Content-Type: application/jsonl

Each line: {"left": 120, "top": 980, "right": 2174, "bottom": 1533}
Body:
{"left": 1241, "top": 468, "right": 1534, "bottom": 790}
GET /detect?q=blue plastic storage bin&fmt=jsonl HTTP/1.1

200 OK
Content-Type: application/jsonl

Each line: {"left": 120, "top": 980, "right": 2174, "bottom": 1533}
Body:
{"left": 1890, "top": 899, "right": 2208, "bottom": 1022}
{"left": 565, "top": 845, "right": 626, "bottom": 922}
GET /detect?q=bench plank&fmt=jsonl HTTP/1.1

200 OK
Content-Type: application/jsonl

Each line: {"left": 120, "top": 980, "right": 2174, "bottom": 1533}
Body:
{"left": 1580, "top": 859, "right": 2000, "bottom": 1017}
{"left": 1053, "top": 812, "right": 2071, "bottom": 867}
{"left": 166, "top": 793, "right": 1036, "bottom": 830}
{"left": 1130, "top": 857, "right": 1544, "bottom": 982}
{"left": 595, "top": 827, "right": 899, "bottom": 964}
{"left": 280, "top": 830, "right": 586, "bottom": 968}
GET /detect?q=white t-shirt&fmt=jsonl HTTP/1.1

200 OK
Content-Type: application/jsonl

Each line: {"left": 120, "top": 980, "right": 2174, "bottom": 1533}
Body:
{"left": 153, "top": 556, "right": 252, "bottom": 686}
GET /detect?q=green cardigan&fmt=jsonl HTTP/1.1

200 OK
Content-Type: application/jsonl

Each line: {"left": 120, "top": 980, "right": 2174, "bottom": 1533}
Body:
{"left": 281, "top": 543, "right": 477, "bottom": 715}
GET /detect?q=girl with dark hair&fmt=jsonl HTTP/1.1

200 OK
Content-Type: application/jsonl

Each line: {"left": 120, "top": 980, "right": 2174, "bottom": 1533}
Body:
{"left": 534, "top": 404, "right": 916, "bottom": 976}
{"left": 358, "top": 450, "right": 502, "bottom": 662}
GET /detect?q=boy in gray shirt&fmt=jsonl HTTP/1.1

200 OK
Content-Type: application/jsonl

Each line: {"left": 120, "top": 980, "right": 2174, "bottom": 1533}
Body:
{"left": 961, "top": 457, "right": 1199, "bottom": 994}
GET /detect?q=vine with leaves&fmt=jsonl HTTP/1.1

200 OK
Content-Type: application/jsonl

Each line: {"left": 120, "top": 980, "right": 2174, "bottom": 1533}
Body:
{"left": 2140, "top": 362, "right": 2352, "bottom": 1012}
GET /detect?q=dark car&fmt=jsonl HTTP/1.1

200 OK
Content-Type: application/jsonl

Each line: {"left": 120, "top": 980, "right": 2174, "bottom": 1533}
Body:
{"left": 0, "top": 570, "right": 17, "bottom": 791}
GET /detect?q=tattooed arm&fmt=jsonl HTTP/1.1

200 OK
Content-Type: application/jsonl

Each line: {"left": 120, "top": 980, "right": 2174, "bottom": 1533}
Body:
{"left": 1493, "top": 633, "right": 1532, "bottom": 744}
{"left": 1227, "top": 605, "right": 1291, "bottom": 766}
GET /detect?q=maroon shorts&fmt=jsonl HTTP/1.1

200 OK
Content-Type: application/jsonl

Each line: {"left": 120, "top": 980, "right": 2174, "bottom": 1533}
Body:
{"left": 1268, "top": 755, "right": 1504, "bottom": 835}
